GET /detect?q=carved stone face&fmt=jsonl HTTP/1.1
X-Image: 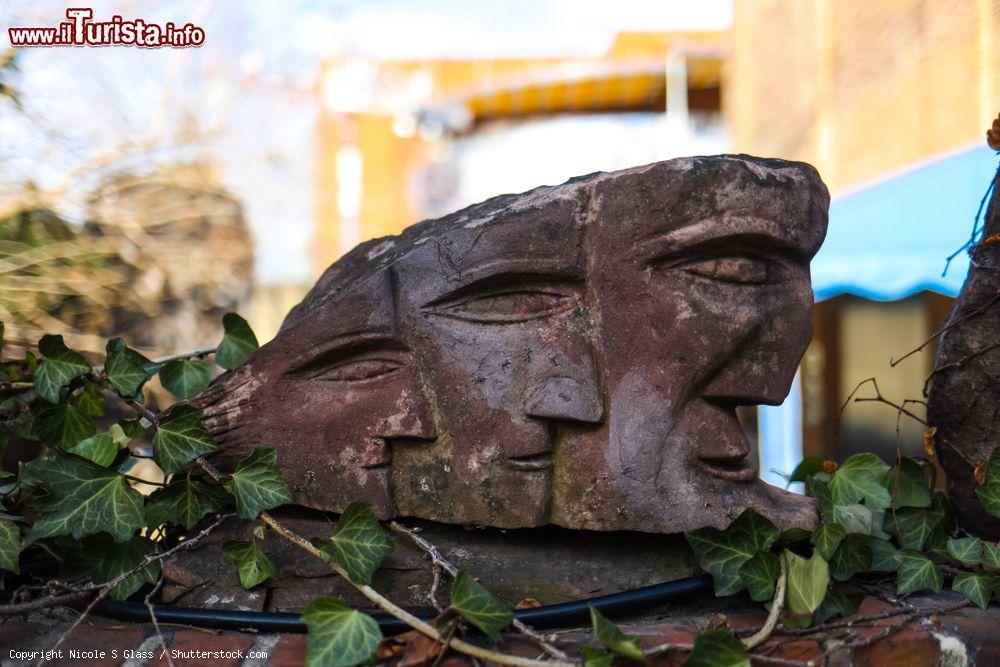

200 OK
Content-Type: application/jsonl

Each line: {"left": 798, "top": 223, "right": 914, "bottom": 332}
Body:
{"left": 196, "top": 156, "right": 829, "bottom": 533}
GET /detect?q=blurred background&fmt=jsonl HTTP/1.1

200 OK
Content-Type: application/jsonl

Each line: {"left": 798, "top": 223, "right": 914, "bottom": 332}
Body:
{"left": 2, "top": 0, "right": 998, "bottom": 479}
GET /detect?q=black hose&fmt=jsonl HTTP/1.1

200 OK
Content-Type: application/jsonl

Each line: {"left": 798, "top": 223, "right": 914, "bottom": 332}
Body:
{"left": 94, "top": 574, "right": 712, "bottom": 634}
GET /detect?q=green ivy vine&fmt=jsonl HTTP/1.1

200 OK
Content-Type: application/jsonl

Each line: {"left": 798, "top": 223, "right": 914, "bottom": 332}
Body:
{"left": 1, "top": 317, "right": 998, "bottom": 667}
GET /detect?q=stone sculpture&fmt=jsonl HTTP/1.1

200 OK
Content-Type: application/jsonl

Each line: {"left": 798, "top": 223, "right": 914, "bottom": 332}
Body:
{"left": 193, "top": 155, "right": 829, "bottom": 535}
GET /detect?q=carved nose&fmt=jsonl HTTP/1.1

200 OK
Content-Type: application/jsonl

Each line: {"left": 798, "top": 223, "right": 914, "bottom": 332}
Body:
{"left": 525, "top": 376, "right": 603, "bottom": 424}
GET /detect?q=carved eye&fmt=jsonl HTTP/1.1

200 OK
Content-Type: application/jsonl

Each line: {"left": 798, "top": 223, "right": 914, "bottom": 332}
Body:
{"left": 430, "top": 289, "right": 574, "bottom": 323}
{"left": 679, "top": 256, "right": 770, "bottom": 285}
{"left": 312, "top": 357, "right": 403, "bottom": 383}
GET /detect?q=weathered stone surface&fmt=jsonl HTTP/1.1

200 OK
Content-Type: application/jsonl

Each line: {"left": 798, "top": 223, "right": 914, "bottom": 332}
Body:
{"left": 928, "top": 129, "right": 1000, "bottom": 540}
{"left": 162, "top": 512, "right": 696, "bottom": 612}
{"left": 192, "top": 155, "right": 828, "bottom": 534}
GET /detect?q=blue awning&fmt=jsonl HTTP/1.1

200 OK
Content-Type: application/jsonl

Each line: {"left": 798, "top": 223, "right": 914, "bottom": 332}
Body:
{"left": 813, "top": 143, "right": 998, "bottom": 302}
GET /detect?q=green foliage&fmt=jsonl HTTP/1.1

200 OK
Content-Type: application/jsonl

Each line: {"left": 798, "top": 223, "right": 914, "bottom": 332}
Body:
{"left": 894, "top": 499, "right": 946, "bottom": 550}
{"left": 896, "top": 549, "right": 943, "bottom": 595}
{"left": 104, "top": 338, "right": 155, "bottom": 398}
{"left": 685, "top": 509, "right": 779, "bottom": 596}
{"left": 21, "top": 451, "right": 144, "bottom": 543}
{"left": 829, "top": 533, "right": 872, "bottom": 581}
{"left": 870, "top": 538, "right": 902, "bottom": 572}
{"left": 788, "top": 456, "right": 827, "bottom": 483}
{"left": 982, "top": 542, "right": 1000, "bottom": 571}
{"left": 811, "top": 523, "right": 846, "bottom": 560}
{"left": 449, "top": 570, "right": 514, "bottom": 638}
{"left": 580, "top": 646, "right": 615, "bottom": 667}
{"left": 152, "top": 404, "right": 217, "bottom": 475}
{"left": 313, "top": 501, "right": 392, "bottom": 586}
{"left": 32, "top": 402, "right": 96, "bottom": 448}
{"left": 681, "top": 629, "right": 749, "bottom": 667}
{"left": 813, "top": 588, "right": 862, "bottom": 625}
{"left": 60, "top": 534, "right": 161, "bottom": 600}
{"left": 158, "top": 359, "right": 212, "bottom": 399}
{"left": 739, "top": 551, "right": 780, "bottom": 602}
{"left": 145, "top": 480, "right": 230, "bottom": 530}
{"left": 892, "top": 458, "right": 932, "bottom": 509}
{"left": 0, "top": 520, "right": 21, "bottom": 573}
{"left": 590, "top": 606, "right": 645, "bottom": 662}
{"left": 223, "top": 540, "right": 279, "bottom": 589}
{"left": 302, "top": 597, "right": 382, "bottom": 667}
{"left": 33, "top": 334, "right": 90, "bottom": 403}
{"left": 215, "top": 313, "right": 259, "bottom": 370}
{"left": 829, "top": 453, "right": 892, "bottom": 509}
{"left": 946, "top": 537, "right": 983, "bottom": 566}
{"left": 977, "top": 447, "right": 1000, "bottom": 518}
{"left": 65, "top": 433, "right": 118, "bottom": 467}
{"left": 783, "top": 549, "right": 829, "bottom": 628}
{"left": 227, "top": 447, "right": 292, "bottom": 519}
{"left": 952, "top": 572, "right": 996, "bottom": 609}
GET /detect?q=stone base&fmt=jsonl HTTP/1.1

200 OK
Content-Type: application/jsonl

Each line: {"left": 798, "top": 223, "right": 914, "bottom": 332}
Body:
{"left": 161, "top": 511, "right": 697, "bottom": 613}
{"left": 2, "top": 592, "right": 996, "bottom": 666}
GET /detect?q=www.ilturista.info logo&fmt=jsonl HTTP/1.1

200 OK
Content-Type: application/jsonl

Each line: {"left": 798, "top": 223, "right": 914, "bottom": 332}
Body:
{"left": 8, "top": 8, "right": 205, "bottom": 48}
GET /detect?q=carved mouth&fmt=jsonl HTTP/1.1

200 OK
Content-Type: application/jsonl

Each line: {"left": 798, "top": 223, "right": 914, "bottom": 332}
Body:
{"left": 692, "top": 400, "right": 758, "bottom": 482}
{"left": 507, "top": 453, "right": 552, "bottom": 472}
{"left": 697, "top": 456, "right": 758, "bottom": 482}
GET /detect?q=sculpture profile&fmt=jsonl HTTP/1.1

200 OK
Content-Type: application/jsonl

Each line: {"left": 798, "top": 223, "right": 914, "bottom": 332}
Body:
{"left": 193, "top": 155, "right": 829, "bottom": 534}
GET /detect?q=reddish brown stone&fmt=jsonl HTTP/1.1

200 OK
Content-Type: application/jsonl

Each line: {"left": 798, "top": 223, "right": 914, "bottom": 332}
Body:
{"left": 145, "top": 631, "right": 255, "bottom": 667}
{"left": 193, "top": 156, "right": 828, "bottom": 534}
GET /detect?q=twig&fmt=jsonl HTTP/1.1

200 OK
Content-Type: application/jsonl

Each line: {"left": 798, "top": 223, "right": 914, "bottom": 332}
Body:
{"left": 390, "top": 520, "right": 572, "bottom": 663}
{"left": 890, "top": 289, "right": 1000, "bottom": 367}
{"left": 37, "top": 513, "right": 230, "bottom": 665}
{"left": 743, "top": 553, "right": 786, "bottom": 650}
{"left": 192, "top": 461, "right": 569, "bottom": 667}
{"left": 0, "top": 588, "right": 94, "bottom": 615}
{"left": 144, "top": 577, "right": 175, "bottom": 667}
{"left": 122, "top": 473, "right": 168, "bottom": 488}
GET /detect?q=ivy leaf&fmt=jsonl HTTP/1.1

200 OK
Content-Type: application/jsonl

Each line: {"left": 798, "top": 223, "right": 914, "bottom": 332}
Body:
{"left": 739, "top": 551, "right": 781, "bottom": 602}
{"left": 789, "top": 456, "right": 827, "bottom": 483}
{"left": 870, "top": 538, "right": 902, "bottom": 572}
{"left": 830, "top": 534, "right": 872, "bottom": 581}
{"left": 895, "top": 501, "right": 946, "bottom": 550}
{"left": 104, "top": 339, "right": 155, "bottom": 399}
{"left": 580, "top": 646, "right": 615, "bottom": 667}
{"left": 896, "top": 549, "right": 943, "bottom": 596}
{"left": 892, "top": 458, "right": 932, "bottom": 509}
{"left": 145, "top": 480, "right": 229, "bottom": 530}
{"left": 302, "top": 597, "right": 381, "bottom": 667}
{"left": 829, "top": 453, "right": 892, "bottom": 509}
{"left": 832, "top": 503, "right": 873, "bottom": 535}
{"left": 681, "top": 629, "right": 749, "bottom": 667}
{"left": 775, "top": 528, "right": 812, "bottom": 548}
{"left": 33, "top": 334, "right": 90, "bottom": 403}
{"left": 450, "top": 570, "right": 514, "bottom": 638}
{"left": 0, "top": 520, "right": 21, "bottom": 573}
{"left": 32, "top": 402, "right": 96, "bottom": 448}
{"left": 227, "top": 447, "right": 292, "bottom": 519}
{"left": 65, "top": 433, "right": 118, "bottom": 467}
{"left": 590, "top": 606, "right": 645, "bottom": 662}
{"left": 158, "top": 359, "right": 212, "bottom": 399}
{"left": 976, "top": 447, "right": 1000, "bottom": 518}
{"left": 222, "top": 540, "right": 278, "bottom": 589}
{"left": 982, "top": 542, "right": 1000, "bottom": 571}
{"left": 215, "top": 313, "right": 259, "bottom": 370}
{"left": 685, "top": 509, "right": 780, "bottom": 596}
{"left": 319, "top": 501, "right": 392, "bottom": 586}
{"left": 60, "top": 534, "right": 159, "bottom": 600}
{"left": 152, "top": 405, "right": 217, "bottom": 475}
{"left": 813, "top": 588, "right": 862, "bottom": 625}
{"left": 811, "top": 524, "right": 846, "bottom": 560}
{"left": 22, "top": 451, "right": 144, "bottom": 543}
{"left": 945, "top": 537, "right": 982, "bottom": 566}
{"left": 952, "top": 572, "right": 996, "bottom": 610}
{"left": 74, "top": 381, "right": 105, "bottom": 417}
{"left": 784, "top": 549, "right": 829, "bottom": 625}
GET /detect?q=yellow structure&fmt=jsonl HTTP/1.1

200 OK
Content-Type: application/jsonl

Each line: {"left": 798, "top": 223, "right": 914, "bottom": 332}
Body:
{"left": 728, "top": 0, "right": 1000, "bottom": 191}
{"left": 313, "top": 31, "right": 727, "bottom": 273}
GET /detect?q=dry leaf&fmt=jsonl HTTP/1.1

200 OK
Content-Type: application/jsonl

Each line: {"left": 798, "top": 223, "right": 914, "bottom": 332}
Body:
{"left": 989, "top": 113, "right": 1000, "bottom": 151}
{"left": 923, "top": 427, "right": 937, "bottom": 457}
{"left": 514, "top": 597, "right": 542, "bottom": 610}
{"left": 378, "top": 630, "right": 444, "bottom": 667}
{"left": 975, "top": 459, "right": 988, "bottom": 486}
{"left": 822, "top": 459, "right": 838, "bottom": 474}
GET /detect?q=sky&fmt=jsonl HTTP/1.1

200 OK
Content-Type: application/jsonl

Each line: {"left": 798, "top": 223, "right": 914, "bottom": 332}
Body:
{"left": 1, "top": 0, "right": 733, "bottom": 283}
